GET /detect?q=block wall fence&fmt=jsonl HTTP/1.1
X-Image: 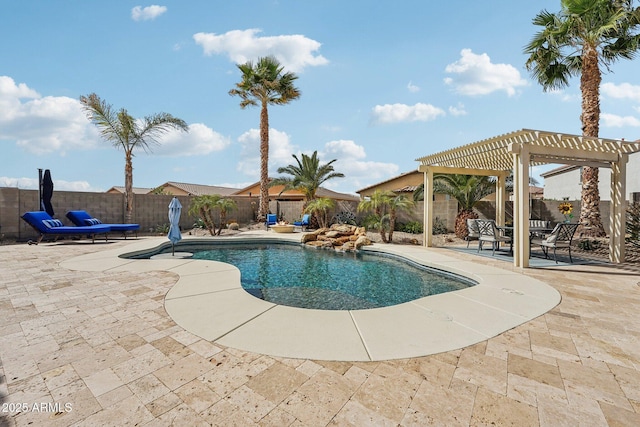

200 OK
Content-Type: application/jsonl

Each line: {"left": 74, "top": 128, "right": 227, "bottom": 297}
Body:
{"left": 0, "top": 187, "right": 614, "bottom": 241}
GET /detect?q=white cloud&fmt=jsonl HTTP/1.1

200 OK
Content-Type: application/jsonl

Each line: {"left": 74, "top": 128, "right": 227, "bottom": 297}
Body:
{"left": 0, "top": 75, "right": 229, "bottom": 158}
{"left": 0, "top": 77, "right": 99, "bottom": 155}
{"left": 601, "top": 113, "right": 640, "bottom": 128}
{"left": 448, "top": 103, "right": 467, "bottom": 116}
{"left": 236, "top": 128, "right": 298, "bottom": 178}
{"left": 407, "top": 81, "right": 420, "bottom": 93}
{"left": 155, "top": 123, "right": 230, "bottom": 156}
{"left": 602, "top": 82, "right": 640, "bottom": 103}
{"left": 444, "top": 49, "right": 528, "bottom": 96}
{"left": 193, "top": 28, "right": 329, "bottom": 72}
{"left": 131, "top": 5, "right": 167, "bottom": 21}
{"left": 319, "top": 140, "right": 399, "bottom": 192}
{"left": 0, "top": 176, "right": 100, "bottom": 191}
{"left": 371, "top": 103, "right": 445, "bottom": 125}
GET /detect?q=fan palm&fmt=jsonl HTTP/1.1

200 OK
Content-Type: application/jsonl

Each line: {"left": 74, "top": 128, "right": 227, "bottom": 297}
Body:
{"left": 229, "top": 56, "right": 301, "bottom": 221}
{"left": 80, "top": 93, "right": 188, "bottom": 223}
{"left": 524, "top": 0, "right": 640, "bottom": 236}
{"left": 270, "top": 151, "right": 345, "bottom": 202}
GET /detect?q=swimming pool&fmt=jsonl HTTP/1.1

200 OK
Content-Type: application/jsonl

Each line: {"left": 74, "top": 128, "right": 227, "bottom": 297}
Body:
{"left": 188, "top": 243, "right": 475, "bottom": 310}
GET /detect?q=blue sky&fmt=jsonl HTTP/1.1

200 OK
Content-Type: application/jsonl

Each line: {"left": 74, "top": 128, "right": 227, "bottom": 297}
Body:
{"left": 1, "top": 1, "right": 639, "bottom": 195}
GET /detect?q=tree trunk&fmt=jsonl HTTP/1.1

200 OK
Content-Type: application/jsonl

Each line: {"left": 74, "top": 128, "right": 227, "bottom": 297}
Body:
{"left": 124, "top": 151, "right": 134, "bottom": 224}
{"left": 578, "top": 45, "right": 606, "bottom": 237}
{"left": 388, "top": 210, "right": 396, "bottom": 242}
{"left": 258, "top": 102, "right": 270, "bottom": 222}
{"left": 455, "top": 209, "right": 477, "bottom": 239}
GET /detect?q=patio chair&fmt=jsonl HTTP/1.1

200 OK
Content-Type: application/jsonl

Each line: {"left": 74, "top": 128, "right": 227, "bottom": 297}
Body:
{"left": 265, "top": 214, "right": 277, "bottom": 230}
{"left": 465, "top": 218, "right": 480, "bottom": 248}
{"left": 531, "top": 223, "right": 579, "bottom": 263}
{"left": 66, "top": 210, "right": 139, "bottom": 238}
{"left": 21, "top": 211, "right": 110, "bottom": 244}
{"left": 293, "top": 214, "right": 311, "bottom": 231}
{"left": 476, "top": 219, "right": 512, "bottom": 255}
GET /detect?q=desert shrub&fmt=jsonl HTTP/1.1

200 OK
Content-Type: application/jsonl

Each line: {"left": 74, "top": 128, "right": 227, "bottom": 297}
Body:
{"left": 432, "top": 217, "right": 448, "bottom": 235}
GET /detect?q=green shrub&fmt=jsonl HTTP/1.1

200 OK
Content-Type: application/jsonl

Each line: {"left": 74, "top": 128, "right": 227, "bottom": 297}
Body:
{"left": 432, "top": 217, "right": 448, "bottom": 235}
{"left": 399, "top": 221, "right": 424, "bottom": 234}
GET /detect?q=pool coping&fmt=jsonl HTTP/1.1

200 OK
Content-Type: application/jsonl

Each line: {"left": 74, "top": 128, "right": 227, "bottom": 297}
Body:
{"left": 60, "top": 232, "right": 561, "bottom": 362}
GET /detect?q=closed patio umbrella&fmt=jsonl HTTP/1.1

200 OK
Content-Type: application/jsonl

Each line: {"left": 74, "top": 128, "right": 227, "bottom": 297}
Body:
{"left": 41, "top": 169, "right": 54, "bottom": 216}
{"left": 168, "top": 197, "right": 182, "bottom": 255}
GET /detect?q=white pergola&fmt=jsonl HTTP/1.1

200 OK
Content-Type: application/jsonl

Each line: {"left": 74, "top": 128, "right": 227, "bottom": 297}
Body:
{"left": 416, "top": 129, "right": 640, "bottom": 268}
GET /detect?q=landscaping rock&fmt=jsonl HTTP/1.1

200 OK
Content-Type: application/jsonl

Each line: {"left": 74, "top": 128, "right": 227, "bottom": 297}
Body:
{"left": 301, "top": 225, "right": 372, "bottom": 252}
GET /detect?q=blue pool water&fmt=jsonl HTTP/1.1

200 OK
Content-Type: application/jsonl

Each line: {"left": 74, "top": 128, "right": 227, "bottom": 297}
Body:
{"left": 191, "top": 243, "right": 474, "bottom": 310}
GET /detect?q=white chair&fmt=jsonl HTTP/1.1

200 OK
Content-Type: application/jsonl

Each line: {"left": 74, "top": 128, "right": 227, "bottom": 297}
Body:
{"left": 531, "top": 223, "right": 579, "bottom": 263}
{"left": 476, "top": 219, "right": 512, "bottom": 255}
{"left": 465, "top": 218, "right": 480, "bottom": 248}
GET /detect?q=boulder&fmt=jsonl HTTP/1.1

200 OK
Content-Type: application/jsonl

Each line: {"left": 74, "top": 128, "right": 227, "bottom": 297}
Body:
{"left": 300, "top": 223, "right": 372, "bottom": 251}
{"left": 354, "top": 236, "right": 372, "bottom": 249}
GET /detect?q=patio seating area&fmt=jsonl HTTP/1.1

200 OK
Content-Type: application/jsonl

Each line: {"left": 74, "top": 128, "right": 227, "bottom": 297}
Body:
{"left": 1, "top": 235, "right": 639, "bottom": 426}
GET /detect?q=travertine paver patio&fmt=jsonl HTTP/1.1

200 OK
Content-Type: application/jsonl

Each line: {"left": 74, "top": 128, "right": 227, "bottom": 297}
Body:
{"left": 1, "top": 236, "right": 639, "bottom": 426}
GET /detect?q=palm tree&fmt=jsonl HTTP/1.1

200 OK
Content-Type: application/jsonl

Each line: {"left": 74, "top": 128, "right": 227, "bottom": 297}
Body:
{"left": 270, "top": 151, "right": 345, "bottom": 202}
{"left": 188, "top": 195, "right": 220, "bottom": 236}
{"left": 304, "top": 197, "right": 335, "bottom": 229}
{"left": 524, "top": 0, "right": 640, "bottom": 237}
{"left": 357, "top": 190, "right": 395, "bottom": 243}
{"left": 229, "top": 56, "right": 301, "bottom": 221}
{"left": 387, "top": 194, "right": 415, "bottom": 243}
{"left": 80, "top": 93, "right": 188, "bottom": 223}
{"left": 215, "top": 198, "right": 238, "bottom": 236}
{"left": 421, "top": 175, "right": 495, "bottom": 239}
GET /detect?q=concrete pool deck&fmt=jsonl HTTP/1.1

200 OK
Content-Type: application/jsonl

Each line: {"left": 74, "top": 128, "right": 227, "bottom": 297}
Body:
{"left": 59, "top": 232, "right": 561, "bottom": 362}
{"left": 3, "top": 232, "right": 640, "bottom": 426}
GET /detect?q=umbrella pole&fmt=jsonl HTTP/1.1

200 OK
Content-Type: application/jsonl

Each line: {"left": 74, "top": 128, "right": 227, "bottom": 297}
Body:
{"left": 172, "top": 243, "right": 175, "bottom": 256}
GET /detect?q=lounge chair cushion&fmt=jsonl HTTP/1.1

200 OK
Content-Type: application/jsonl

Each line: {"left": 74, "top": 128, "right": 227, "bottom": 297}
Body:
{"left": 22, "top": 211, "right": 111, "bottom": 237}
{"left": 66, "top": 210, "right": 140, "bottom": 233}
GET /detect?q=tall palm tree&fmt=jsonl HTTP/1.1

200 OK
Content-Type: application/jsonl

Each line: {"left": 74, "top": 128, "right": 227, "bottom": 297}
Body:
{"left": 357, "top": 190, "right": 395, "bottom": 243}
{"left": 229, "top": 56, "right": 301, "bottom": 221}
{"left": 420, "top": 175, "right": 495, "bottom": 239}
{"left": 524, "top": 0, "right": 640, "bottom": 237}
{"left": 270, "top": 151, "right": 345, "bottom": 202}
{"left": 387, "top": 194, "right": 415, "bottom": 243}
{"left": 80, "top": 93, "right": 188, "bottom": 223}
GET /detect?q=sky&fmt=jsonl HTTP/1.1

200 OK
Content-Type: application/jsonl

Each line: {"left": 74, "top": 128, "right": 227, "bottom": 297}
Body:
{"left": 1, "top": 1, "right": 640, "bottom": 195}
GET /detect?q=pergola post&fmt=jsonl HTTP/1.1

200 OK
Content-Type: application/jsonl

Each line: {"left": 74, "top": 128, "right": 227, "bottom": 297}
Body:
{"left": 496, "top": 172, "right": 507, "bottom": 227}
{"left": 609, "top": 154, "right": 628, "bottom": 263}
{"left": 420, "top": 165, "right": 434, "bottom": 247}
{"left": 511, "top": 144, "right": 530, "bottom": 268}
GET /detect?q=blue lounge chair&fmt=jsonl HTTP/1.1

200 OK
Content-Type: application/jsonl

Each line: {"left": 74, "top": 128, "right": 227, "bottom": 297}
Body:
{"left": 293, "top": 214, "right": 311, "bottom": 231}
{"left": 265, "top": 214, "right": 277, "bottom": 230}
{"left": 66, "top": 210, "right": 139, "bottom": 238}
{"left": 21, "top": 211, "right": 111, "bottom": 244}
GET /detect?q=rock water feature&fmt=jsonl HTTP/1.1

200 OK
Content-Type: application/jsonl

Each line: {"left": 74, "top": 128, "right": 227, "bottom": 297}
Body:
{"left": 301, "top": 224, "right": 372, "bottom": 251}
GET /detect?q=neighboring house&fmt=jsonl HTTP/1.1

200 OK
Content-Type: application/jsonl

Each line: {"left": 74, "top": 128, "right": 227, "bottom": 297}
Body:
{"left": 106, "top": 186, "right": 153, "bottom": 195}
{"left": 152, "top": 181, "right": 238, "bottom": 197}
{"left": 233, "top": 180, "right": 360, "bottom": 202}
{"left": 356, "top": 170, "right": 451, "bottom": 200}
{"left": 358, "top": 170, "right": 544, "bottom": 202}
{"left": 542, "top": 150, "right": 640, "bottom": 202}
